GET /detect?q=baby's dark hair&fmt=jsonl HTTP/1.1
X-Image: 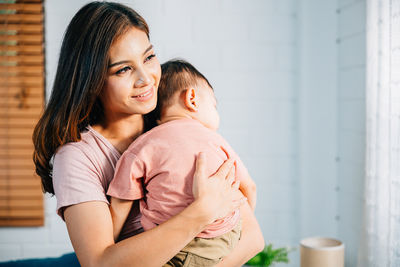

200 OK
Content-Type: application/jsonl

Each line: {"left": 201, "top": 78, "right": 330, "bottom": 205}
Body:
{"left": 153, "top": 59, "right": 213, "bottom": 120}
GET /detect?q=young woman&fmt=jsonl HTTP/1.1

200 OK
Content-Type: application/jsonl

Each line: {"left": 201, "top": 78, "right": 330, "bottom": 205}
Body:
{"left": 33, "top": 2, "right": 264, "bottom": 266}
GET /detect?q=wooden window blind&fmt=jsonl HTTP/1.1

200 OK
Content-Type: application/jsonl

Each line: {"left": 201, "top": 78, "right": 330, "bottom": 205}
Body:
{"left": 0, "top": 0, "right": 44, "bottom": 226}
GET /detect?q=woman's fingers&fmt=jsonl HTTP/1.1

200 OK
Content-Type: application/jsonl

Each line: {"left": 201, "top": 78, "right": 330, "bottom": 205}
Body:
{"left": 192, "top": 152, "right": 245, "bottom": 223}
{"left": 232, "top": 180, "right": 240, "bottom": 190}
{"left": 215, "top": 158, "right": 235, "bottom": 180}
{"left": 231, "top": 189, "right": 247, "bottom": 210}
{"left": 194, "top": 152, "right": 206, "bottom": 178}
{"left": 192, "top": 153, "right": 207, "bottom": 199}
{"left": 226, "top": 162, "right": 236, "bottom": 185}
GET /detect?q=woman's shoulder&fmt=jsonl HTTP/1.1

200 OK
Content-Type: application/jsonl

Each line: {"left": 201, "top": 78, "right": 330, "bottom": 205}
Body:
{"left": 53, "top": 130, "right": 101, "bottom": 174}
{"left": 52, "top": 127, "right": 117, "bottom": 214}
{"left": 53, "top": 142, "right": 109, "bottom": 216}
{"left": 53, "top": 127, "right": 120, "bottom": 187}
{"left": 55, "top": 141, "right": 90, "bottom": 164}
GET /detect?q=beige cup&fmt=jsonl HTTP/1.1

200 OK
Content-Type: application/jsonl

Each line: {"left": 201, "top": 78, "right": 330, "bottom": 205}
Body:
{"left": 300, "top": 237, "right": 344, "bottom": 267}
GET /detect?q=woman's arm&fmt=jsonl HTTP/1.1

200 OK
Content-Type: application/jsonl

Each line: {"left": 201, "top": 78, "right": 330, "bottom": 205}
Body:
{"left": 216, "top": 202, "right": 265, "bottom": 267}
{"left": 65, "top": 199, "right": 212, "bottom": 267}
{"left": 64, "top": 154, "right": 245, "bottom": 267}
{"left": 109, "top": 197, "right": 133, "bottom": 241}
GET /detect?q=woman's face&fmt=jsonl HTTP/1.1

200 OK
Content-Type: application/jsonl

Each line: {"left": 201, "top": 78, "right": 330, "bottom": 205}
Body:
{"left": 101, "top": 27, "right": 161, "bottom": 118}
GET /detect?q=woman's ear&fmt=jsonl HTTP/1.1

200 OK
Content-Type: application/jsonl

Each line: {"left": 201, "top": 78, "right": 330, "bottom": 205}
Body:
{"left": 184, "top": 88, "right": 198, "bottom": 112}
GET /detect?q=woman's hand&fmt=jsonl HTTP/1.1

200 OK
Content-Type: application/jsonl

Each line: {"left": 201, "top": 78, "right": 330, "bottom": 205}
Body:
{"left": 192, "top": 152, "right": 246, "bottom": 224}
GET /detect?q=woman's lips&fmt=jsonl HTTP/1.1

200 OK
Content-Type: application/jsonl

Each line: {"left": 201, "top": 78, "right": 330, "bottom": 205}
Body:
{"left": 132, "top": 87, "right": 154, "bottom": 102}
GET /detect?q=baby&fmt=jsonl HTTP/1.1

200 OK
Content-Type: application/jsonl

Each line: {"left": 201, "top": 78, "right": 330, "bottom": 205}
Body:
{"left": 107, "top": 59, "right": 257, "bottom": 266}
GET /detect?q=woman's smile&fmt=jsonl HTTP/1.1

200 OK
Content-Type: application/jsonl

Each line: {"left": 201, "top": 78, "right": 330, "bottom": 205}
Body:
{"left": 131, "top": 86, "right": 154, "bottom": 101}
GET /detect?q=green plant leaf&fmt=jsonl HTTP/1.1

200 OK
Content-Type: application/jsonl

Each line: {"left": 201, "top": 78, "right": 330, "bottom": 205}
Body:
{"left": 245, "top": 243, "right": 295, "bottom": 266}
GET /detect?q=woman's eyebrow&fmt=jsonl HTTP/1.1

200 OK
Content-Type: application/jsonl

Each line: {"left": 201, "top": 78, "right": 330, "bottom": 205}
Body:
{"left": 108, "top": 44, "right": 154, "bottom": 68}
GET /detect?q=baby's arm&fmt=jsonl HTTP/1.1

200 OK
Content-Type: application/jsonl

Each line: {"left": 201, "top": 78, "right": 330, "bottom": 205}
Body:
{"left": 107, "top": 152, "right": 146, "bottom": 241}
{"left": 109, "top": 197, "right": 133, "bottom": 241}
{"left": 238, "top": 170, "right": 257, "bottom": 211}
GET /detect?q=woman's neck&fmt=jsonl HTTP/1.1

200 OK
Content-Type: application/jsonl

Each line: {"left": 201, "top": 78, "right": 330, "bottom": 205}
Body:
{"left": 92, "top": 114, "right": 144, "bottom": 153}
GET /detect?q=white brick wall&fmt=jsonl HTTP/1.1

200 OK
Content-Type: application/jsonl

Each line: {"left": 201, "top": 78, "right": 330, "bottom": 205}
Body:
{"left": 336, "top": 1, "right": 366, "bottom": 266}
{"left": 0, "top": 0, "right": 299, "bottom": 265}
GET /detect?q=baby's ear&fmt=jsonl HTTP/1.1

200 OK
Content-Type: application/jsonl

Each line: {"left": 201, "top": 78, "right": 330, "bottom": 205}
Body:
{"left": 184, "top": 88, "right": 198, "bottom": 112}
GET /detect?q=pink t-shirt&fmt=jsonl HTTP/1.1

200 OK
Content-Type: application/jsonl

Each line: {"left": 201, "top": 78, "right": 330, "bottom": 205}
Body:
{"left": 53, "top": 126, "right": 143, "bottom": 240}
{"left": 107, "top": 118, "right": 249, "bottom": 238}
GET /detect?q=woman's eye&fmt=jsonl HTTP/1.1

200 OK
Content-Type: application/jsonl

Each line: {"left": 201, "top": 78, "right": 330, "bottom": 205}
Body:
{"left": 116, "top": 66, "right": 131, "bottom": 75}
{"left": 145, "top": 54, "right": 156, "bottom": 63}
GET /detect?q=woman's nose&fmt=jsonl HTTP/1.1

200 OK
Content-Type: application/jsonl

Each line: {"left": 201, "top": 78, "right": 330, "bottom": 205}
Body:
{"left": 134, "top": 69, "right": 151, "bottom": 87}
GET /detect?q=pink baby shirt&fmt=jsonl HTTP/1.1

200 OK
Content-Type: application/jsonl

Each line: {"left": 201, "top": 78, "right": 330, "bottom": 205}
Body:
{"left": 107, "top": 118, "right": 249, "bottom": 238}
{"left": 52, "top": 126, "right": 143, "bottom": 240}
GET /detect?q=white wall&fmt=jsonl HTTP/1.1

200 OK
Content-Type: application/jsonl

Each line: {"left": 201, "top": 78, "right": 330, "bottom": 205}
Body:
{"left": 298, "top": 0, "right": 339, "bottom": 240}
{"left": 0, "top": 0, "right": 300, "bottom": 265}
{"left": 336, "top": 0, "right": 366, "bottom": 266}
{"left": 298, "top": 1, "right": 366, "bottom": 267}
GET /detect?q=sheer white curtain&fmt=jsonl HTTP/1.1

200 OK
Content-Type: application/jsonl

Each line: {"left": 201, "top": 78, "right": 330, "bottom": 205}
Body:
{"left": 358, "top": 0, "right": 400, "bottom": 266}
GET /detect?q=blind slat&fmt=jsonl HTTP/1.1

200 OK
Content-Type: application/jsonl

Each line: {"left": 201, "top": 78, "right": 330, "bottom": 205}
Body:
{"left": 0, "top": 14, "right": 43, "bottom": 23}
{"left": 0, "top": 126, "right": 32, "bottom": 135}
{"left": 0, "top": 219, "right": 43, "bottom": 227}
{"left": 0, "top": 199, "right": 42, "bottom": 207}
{"left": 0, "top": 91, "right": 43, "bottom": 99}
{"left": 0, "top": 98, "right": 43, "bottom": 108}
{"left": 0, "top": 34, "right": 43, "bottom": 44}
{"left": 0, "top": 86, "right": 42, "bottom": 94}
{"left": 0, "top": 45, "right": 43, "bottom": 55}
{"left": 0, "top": 3, "right": 42, "bottom": 13}
{"left": 0, "top": 55, "right": 43, "bottom": 64}
{"left": 0, "top": 148, "right": 34, "bottom": 157}
{"left": 0, "top": 137, "right": 34, "bottom": 146}
{"left": 0, "top": 112, "right": 40, "bottom": 120}
{"left": 0, "top": 75, "right": 42, "bottom": 82}
{"left": 0, "top": 209, "right": 43, "bottom": 218}
{"left": 3, "top": 0, "right": 43, "bottom": 3}
{"left": 0, "top": 159, "right": 34, "bottom": 168}
{"left": 0, "top": 113, "right": 41, "bottom": 120}
{"left": 0, "top": 192, "right": 42, "bottom": 199}
{"left": 0, "top": 168, "right": 35, "bottom": 176}
{"left": 0, "top": 24, "right": 42, "bottom": 34}
{"left": 0, "top": 183, "right": 41, "bottom": 190}
{"left": 0, "top": 106, "right": 42, "bottom": 117}
{"left": 0, "top": 76, "right": 43, "bottom": 87}
{"left": 0, "top": 184, "right": 41, "bottom": 191}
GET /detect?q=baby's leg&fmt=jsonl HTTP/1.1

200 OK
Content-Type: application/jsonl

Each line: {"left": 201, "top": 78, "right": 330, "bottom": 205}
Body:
{"left": 164, "top": 252, "right": 219, "bottom": 267}
{"left": 163, "top": 251, "right": 186, "bottom": 267}
{"left": 165, "top": 221, "right": 242, "bottom": 267}
{"left": 182, "top": 253, "right": 220, "bottom": 267}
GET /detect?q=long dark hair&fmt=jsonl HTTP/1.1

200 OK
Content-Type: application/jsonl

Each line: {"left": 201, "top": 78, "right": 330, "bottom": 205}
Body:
{"left": 33, "top": 2, "right": 150, "bottom": 194}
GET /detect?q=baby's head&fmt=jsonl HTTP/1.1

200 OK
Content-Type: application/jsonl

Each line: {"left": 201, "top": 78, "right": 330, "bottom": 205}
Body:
{"left": 155, "top": 59, "right": 220, "bottom": 130}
